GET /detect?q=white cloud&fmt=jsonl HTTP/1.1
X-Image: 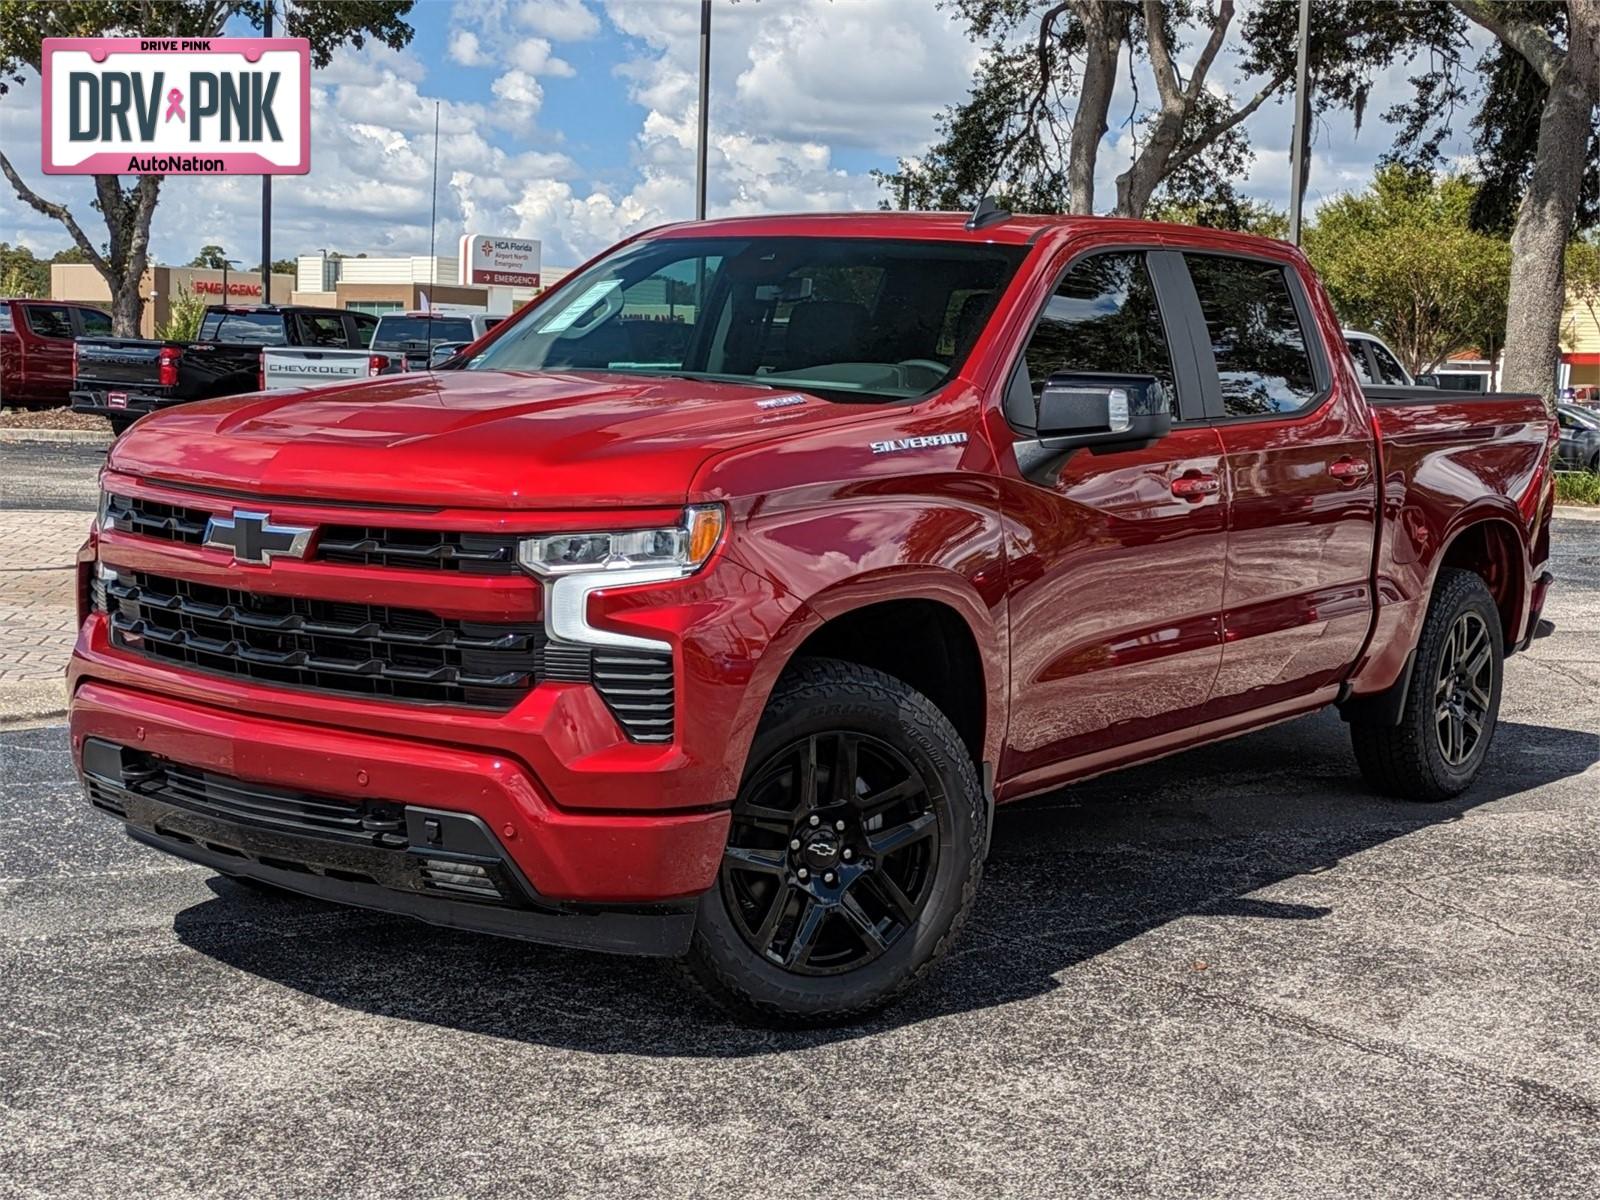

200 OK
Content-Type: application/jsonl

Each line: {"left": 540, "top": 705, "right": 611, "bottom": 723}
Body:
{"left": 508, "top": 37, "right": 575, "bottom": 78}
{"left": 516, "top": 0, "right": 602, "bottom": 42}
{"left": 447, "top": 29, "right": 491, "bottom": 67}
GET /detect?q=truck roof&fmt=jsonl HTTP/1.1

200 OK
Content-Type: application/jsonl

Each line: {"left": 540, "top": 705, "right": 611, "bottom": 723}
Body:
{"left": 646, "top": 210, "right": 1297, "bottom": 255}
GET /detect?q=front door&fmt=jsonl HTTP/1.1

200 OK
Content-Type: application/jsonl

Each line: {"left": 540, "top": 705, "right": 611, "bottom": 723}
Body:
{"left": 998, "top": 249, "right": 1228, "bottom": 789}
{"left": 1180, "top": 252, "right": 1380, "bottom": 715}
{"left": 22, "top": 304, "right": 76, "bottom": 404}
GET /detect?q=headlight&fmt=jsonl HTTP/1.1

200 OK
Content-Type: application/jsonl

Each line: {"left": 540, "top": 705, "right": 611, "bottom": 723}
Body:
{"left": 517, "top": 505, "right": 725, "bottom": 653}
{"left": 517, "top": 505, "right": 725, "bottom": 578}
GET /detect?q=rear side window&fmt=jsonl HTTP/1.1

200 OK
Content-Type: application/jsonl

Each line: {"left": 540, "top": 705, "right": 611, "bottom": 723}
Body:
{"left": 1019, "top": 252, "right": 1178, "bottom": 417}
{"left": 1369, "top": 340, "right": 1409, "bottom": 385}
{"left": 296, "top": 312, "right": 351, "bottom": 347}
{"left": 351, "top": 312, "right": 379, "bottom": 346}
{"left": 25, "top": 305, "right": 74, "bottom": 339}
{"left": 0, "top": 304, "right": 12, "bottom": 333}
{"left": 1346, "top": 338, "right": 1374, "bottom": 383}
{"left": 1185, "top": 255, "right": 1318, "bottom": 416}
{"left": 77, "top": 308, "right": 113, "bottom": 335}
{"left": 201, "top": 311, "right": 288, "bottom": 345}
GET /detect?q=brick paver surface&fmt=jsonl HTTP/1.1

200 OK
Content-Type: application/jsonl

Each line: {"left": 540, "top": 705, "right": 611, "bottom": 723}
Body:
{"left": 1, "top": 510, "right": 90, "bottom": 716}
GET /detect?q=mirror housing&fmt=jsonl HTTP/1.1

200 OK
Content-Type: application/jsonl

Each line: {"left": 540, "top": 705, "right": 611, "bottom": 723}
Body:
{"left": 428, "top": 342, "right": 470, "bottom": 369}
{"left": 1035, "top": 372, "right": 1172, "bottom": 452}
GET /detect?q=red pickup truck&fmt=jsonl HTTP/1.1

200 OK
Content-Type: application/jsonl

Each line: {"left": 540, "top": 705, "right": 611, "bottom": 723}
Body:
{"left": 69, "top": 211, "right": 1557, "bottom": 1024}
{"left": 0, "top": 298, "right": 113, "bottom": 407}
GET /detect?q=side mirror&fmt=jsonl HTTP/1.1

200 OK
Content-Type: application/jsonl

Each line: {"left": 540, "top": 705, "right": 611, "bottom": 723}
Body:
{"left": 429, "top": 342, "right": 469, "bottom": 369}
{"left": 1036, "top": 372, "right": 1172, "bottom": 452}
{"left": 1414, "top": 373, "right": 1440, "bottom": 389}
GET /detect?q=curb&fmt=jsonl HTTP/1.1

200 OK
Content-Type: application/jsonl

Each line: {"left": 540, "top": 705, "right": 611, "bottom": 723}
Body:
{"left": 1553, "top": 505, "right": 1600, "bottom": 522}
{"left": 0, "top": 428, "right": 113, "bottom": 446}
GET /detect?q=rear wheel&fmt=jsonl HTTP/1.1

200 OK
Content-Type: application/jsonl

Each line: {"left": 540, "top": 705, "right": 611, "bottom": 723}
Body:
{"left": 107, "top": 414, "right": 137, "bottom": 436}
{"left": 683, "top": 658, "right": 984, "bottom": 1025}
{"left": 1351, "top": 568, "right": 1503, "bottom": 801}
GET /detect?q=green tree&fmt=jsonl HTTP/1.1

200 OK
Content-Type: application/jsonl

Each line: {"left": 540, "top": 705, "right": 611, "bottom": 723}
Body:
{"left": 1305, "top": 168, "right": 1512, "bottom": 376}
{"left": 879, "top": 1, "right": 1461, "bottom": 218}
{"left": 0, "top": 1, "right": 415, "bottom": 336}
{"left": 189, "top": 245, "right": 231, "bottom": 270}
{"left": 156, "top": 290, "right": 209, "bottom": 341}
{"left": 1146, "top": 197, "right": 1290, "bottom": 238}
{"left": 1386, "top": 2, "right": 1600, "bottom": 401}
{"left": 0, "top": 242, "right": 49, "bottom": 296}
{"left": 252, "top": 258, "right": 298, "bottom": 275}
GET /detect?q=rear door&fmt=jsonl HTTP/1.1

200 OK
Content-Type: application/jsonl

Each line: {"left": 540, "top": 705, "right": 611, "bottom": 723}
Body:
{"left": 999, "top": 249, "right": 1228, "bottom": 784}
{"left": 1181, "top": 252, "right": 1379, "bottom": 716}
{"left": 20, "top": 303, "right": 77, "bottom": 403}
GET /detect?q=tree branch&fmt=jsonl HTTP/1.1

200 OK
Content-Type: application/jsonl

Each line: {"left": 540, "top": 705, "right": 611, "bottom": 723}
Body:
{"left": 1165, "top": 67, "right": 1292, "bottom": 175}
{"left": 1184, "top": 0, "right": 1235, "bottom": 105}
{"left": 0, "top": 150, "right": 109, "bottom": 275}
{"left": 1142, "top": 0, "right": 1183, "bottom": 107}
{"left": 1454, "top": 0, "right": 1565, "bottom": 86}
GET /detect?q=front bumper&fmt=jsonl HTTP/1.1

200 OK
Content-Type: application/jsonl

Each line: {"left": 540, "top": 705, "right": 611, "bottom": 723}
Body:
{"left": 70, "top": 681, "right": 731, "bottom": 919}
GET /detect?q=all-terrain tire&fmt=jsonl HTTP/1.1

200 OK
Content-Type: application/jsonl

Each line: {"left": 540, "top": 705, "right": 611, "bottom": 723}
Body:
{"left": 682, "top": 657, "right": 985, "bottom": 1026}
{"left": 1351, "top": 568, "right": 1503, "bottom": 802}
{"left": 107, "top": 414, "right": 137, "bottom": 436}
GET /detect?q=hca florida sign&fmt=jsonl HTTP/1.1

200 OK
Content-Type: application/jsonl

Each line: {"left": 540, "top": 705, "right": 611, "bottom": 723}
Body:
{"left": 42, "top": 37, "right": 309, "bottom": 175}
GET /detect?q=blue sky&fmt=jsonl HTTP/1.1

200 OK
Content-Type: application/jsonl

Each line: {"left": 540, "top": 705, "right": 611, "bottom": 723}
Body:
{"left": 3, "top": 0, "right": 1484, "bottom": 272}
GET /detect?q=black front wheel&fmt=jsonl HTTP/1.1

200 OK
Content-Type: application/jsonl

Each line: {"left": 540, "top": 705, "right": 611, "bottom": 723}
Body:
{"left": 684, "top": 658, "right": 985, "bottom": 1025}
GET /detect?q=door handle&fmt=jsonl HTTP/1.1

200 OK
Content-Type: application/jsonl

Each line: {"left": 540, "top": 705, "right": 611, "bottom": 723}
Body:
{"left": 1170, "top": 472, "right": 1220, "bottom": 500}
{"left": 1329, "top": 456, "right": 1371, "bottom": 482}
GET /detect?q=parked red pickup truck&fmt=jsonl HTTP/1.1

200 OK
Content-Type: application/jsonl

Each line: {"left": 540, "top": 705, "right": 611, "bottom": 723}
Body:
{"left": 1, "top": 298, "right": 112, "bottom": 408}
{"left": 69, "top": 211, "right": 1557, "bottom": 1024}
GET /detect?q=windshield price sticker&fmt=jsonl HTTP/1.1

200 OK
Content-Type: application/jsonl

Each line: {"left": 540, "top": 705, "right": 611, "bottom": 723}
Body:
{"left": 542, "top": 280, "right": 623, "bottom": 333}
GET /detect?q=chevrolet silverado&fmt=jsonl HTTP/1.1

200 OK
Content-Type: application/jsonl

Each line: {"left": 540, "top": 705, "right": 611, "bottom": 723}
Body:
{"left": 70, "top": 210, "right": 1557, "bottom": 1024}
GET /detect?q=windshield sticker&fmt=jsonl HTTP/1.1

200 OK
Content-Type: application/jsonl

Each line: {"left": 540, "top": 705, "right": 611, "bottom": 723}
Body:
{"left": 756, "top": 393, "right": 807, "bottom": 410}
{"left": 870, "top": 432, "right": 969, "bottom": 455}
{"left": 541, "top": 279, "right": 621, "bottom": 333}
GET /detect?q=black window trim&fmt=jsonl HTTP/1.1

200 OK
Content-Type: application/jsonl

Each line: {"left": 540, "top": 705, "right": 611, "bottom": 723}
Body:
{"left": 1001, "top": 243, "right": 1210, "bottom": 437}
{"left": 1173, "top": 247, "right": 1333, "bottom": 425}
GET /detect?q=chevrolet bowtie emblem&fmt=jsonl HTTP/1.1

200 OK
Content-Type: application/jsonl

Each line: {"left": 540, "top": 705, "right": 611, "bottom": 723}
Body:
{"left": 203, "top": 510, "right": 314, "bottom": 565}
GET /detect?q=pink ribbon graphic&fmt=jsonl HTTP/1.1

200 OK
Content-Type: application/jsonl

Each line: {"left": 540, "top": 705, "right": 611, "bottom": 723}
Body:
{"left": 164, "top": 88, "right": 185, "bottom": 123}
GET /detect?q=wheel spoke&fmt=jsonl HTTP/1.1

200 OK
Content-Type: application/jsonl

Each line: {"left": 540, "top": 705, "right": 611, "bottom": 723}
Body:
{"left": 1465, "top": 644, "right": 1493, "bottom": 682}
{"left": 838, "top": 892, "right": 890, "bottom": 959}
{"left": 751, "top": 885, "right": 794, "bottom": 958}
{"left": 866, "top": 810, "right": 937, "bottom": 856}
{"left": 1466, "top": 681, "right": 1491, "bottom": 708}
{"left": 798, "top": 737, "right": 819, "bottom": 807}
{"left": 856, "top": 775, "right": 921, "bottom": 815}
{"left": 737, "top": 801, "right": 799, "bottom": 834}
{"left": 723, "top": 845, "right": 787, "bottom": 876}
{"left": 857, "top": 869, "right": 919, "bottom": 925}
{"left": 783, "top": 897, "right": 827, "bottom": 969}
{"left": 832, "top": 733, "right": 859, "bottom": 806}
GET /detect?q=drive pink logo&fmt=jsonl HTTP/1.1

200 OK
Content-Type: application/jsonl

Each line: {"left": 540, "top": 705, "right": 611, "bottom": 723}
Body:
{"left": 41, "top": 37, "right": 310, "bottom": 175}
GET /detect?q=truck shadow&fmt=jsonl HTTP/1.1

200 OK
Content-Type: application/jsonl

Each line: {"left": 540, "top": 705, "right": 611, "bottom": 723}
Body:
{"left": 171, "top": 710, "right": 1597, "bottom": 1055}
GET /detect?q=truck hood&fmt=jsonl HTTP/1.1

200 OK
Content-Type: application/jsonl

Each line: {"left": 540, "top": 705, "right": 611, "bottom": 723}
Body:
{"left": 108, "top": 370, "right": 878, "bottom": 509}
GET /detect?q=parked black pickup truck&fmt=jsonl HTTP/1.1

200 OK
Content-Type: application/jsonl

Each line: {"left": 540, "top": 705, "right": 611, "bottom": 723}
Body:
{"left": 71, "top": 305, "right": 377, "bottom": 434}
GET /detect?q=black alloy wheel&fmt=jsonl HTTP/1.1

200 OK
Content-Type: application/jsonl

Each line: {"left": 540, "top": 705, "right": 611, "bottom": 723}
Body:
{"left": 721, "top": 730, "right": 940, "bottom": 974}
{"left": 683, "top": 658, "right": 984, "bottom": 1025}
{"left": 1433, "top": 610, "right": 1494, "bottom": 768}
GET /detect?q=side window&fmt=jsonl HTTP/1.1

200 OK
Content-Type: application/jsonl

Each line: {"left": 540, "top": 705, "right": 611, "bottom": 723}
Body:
{"left": 350, "top": 313, "right": 379, "bottom": 346}
{"left": 1346, "top": 338, "right": 1374, "bottom": 383}
{"left": 1369, "top": 341, "right": 1409, "bottom": 385}
{"left": 24, "top": 305, "right": 74, "bottom": 339}
{"left": 1018, "top": 252, "right": 1178, "bottom": 421}
{"left": 1185, "top": 255, "right": 1318, "bottom": 416}
{"left": 296, "top": 313, "right": 350, "bottom": 347}
{"left": 77, "top": 308, "right": 113, "bottom": 336}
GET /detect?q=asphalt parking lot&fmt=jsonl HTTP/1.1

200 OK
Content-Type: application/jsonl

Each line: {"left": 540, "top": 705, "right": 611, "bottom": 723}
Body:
{"left": 1, "top": 439, "right": 1597, "bottom": 1197}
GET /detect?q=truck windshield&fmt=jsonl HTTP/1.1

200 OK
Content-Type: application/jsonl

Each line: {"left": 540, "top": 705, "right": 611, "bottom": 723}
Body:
{"left": 467, "top": 236, "right": 1027, "bottom": 402}
{"left": 374, "top": 316, "right": 477, "bottom": 350}
{"left": 200, "top": 311, "right": 288, "bottom": 345}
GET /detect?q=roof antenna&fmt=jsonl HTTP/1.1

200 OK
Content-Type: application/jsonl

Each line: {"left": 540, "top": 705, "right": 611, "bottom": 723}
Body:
{"left": 965, "top": 195, "right": 1011, "bottom": 231}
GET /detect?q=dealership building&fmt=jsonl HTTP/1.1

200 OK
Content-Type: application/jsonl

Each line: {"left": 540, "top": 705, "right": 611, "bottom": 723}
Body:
{"left": 49, "top": 237, "right": 571, "bottom": 335}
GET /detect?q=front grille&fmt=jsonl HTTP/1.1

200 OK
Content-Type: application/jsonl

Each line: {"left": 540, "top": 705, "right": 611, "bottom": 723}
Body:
{"left": 316, "top": 526, "right": 520, "bottom": 573}
{"left": 106, "top": 570, "right": 540, "bottom": 708}
{"left": 105, "top": 494, "right": 209, "bottom": 545}
{"left": 102, "top": 569, "right": 677, "bottom": 736}
{"left": 104, "top": 493, "right": 521, "bottom": 574}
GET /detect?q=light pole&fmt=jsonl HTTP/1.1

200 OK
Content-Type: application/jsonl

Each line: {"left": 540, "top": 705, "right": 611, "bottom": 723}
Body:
{"left": 1288, "top": 0, "right": 1311, "bottom": 244}
{"left": 261, "top": 0, "right": 274, "bottom": 302}
{"left": 695, "top": 0, "right": 710, "bottom": 221}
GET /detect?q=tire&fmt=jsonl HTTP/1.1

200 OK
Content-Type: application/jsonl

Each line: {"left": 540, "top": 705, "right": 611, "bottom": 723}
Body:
{"left": 683, "top": 657, "right": 985, "bottom": 1025}
{"left": 1351, "top": 568, "right": 1504, "bottom": 802}
{"left": 107, "top": 414, "right": 137, "bottom": 436}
